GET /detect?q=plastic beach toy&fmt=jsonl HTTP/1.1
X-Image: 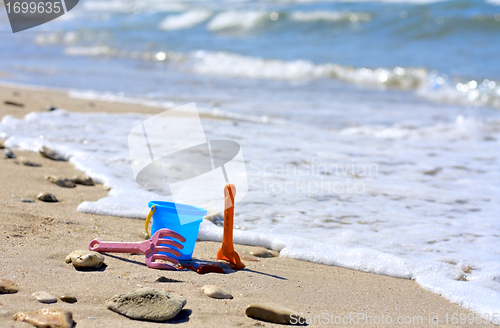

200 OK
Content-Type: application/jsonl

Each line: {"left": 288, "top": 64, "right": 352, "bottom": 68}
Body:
{"left": 88, "top": 228, "right": 186, "bottom": 270}
{"left": 145, "top": 201, "right": 207, "bottom": 260}
{"left": 217, "top": 184, "right": 245, "bottom": 270}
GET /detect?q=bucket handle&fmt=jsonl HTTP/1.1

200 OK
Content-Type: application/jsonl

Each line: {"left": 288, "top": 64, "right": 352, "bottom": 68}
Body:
{"left": 144, "top": 205, "right": 156, "bottom": 238}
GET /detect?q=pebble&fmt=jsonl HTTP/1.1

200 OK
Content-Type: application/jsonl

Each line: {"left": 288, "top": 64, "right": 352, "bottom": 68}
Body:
{"left": 32, "top": 291, "right": 57, "bottom": 304}
{"left": 65, "top": 250, "right": 105, "bottom": 269}
{"left": 58, "top": 293, "right": 77, "bottom": 303}
{"left": 46, "top": 176, "right": 76, "bottom": 188}
{"left": 249, "top": 246, "right": 279, "bottom": 258}
{"left": 202, "top": 285, "right": 233, "bottom": 299}
{"left": 19, "top": 157, "right": 42, "bottom": 167}
{"left": 13, "top": 308, "right": 73, "bottom": 328}
{"left": 0, "top": 278, "right": 19, "bottom": 294}
{"left": 46, "top": 106, "right": 58, "bottom": 111}
{"left": 39, "top": 146, "right": 66, "bottom": 161}
{"left": 4, "top": 149, "right": 15, "bottom": 159}
{"left": 155, "top": 276, "right": 183, "bottom": 283}
{"left": 4, "top": 100, "right": 24, "bottom": 107}
{"left": 240, "top": 251, "right": 260, "bottom": 262}
{"left": 245, "top": 302, "right": 297, "bottom": 325}
{"left": 21, "top": 199, "right": 35, "bottom": 203}
{"left": 423, "top": 167, "right": 442, "bottom": 176}
{"left": 37, "top": 193, "right": 58, "bottom": 202}
{"left": 106, "top": 287, "right": 186, "bottom": 322}
{"left": 72, "top": 175, "right": 94, "bottom": 186}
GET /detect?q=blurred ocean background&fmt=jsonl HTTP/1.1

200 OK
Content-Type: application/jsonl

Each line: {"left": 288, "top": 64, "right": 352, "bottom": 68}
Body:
{"left": 1, "top": 0, "right": 500, "bottom": 317}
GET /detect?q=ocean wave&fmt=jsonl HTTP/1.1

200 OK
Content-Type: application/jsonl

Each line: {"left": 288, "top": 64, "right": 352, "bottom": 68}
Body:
{"left": 159, "top": 9, "right": 213, "bottom": 31}
{"left": 486, "top": 0, "right": 500, "bottom": 5}
{"left": 34, "top": 32, "right": 79, "bottom": 45}
{"left": 207, "top": 11, "right": 271, "bottom": 31}
{"left": 189, "top": 52, "right": 500, "bottom": 108}
{"left": 188, "top": 51, "right": 427, "bottom": 87}
{"left": 272, "top": 0, "right": 449, "bottom": 3}
{"left": 61, "top": 46, "right": 500, "bottom": 109}
{"left": 417, "top": 78, "right": 500, "bottom": 109}
{"left": 82, "top": 0, "right": 188, "bottom": 13}
{"left": 290, "top": 10, "right": 372, "bottom": 23}
{"left": 64, "top": 46, "right": 115, "bottom": 56}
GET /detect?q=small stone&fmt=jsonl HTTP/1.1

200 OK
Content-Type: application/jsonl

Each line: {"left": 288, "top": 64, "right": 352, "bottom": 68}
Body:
{"left": 58, "top": 294, "right": 77, "bottom": 303}
{"left": 65, "top": 250, "right": 105, "bottom": 269}
{"left": 239, "top": 251, "right": 260, "bottom": 262}
{"left": 13, "top": 308, "right": 73, "bottom": 328}
{"left": 20, "top": 157, "right": 42, "bottom": 167}
{"left": 39, "top": 146, "right": 66, "bottom": 161}
{"left": 72, "top": 175, "right": 94, "bottom": 186}
{"left": 249, "top": 247, "right": 279, "bottom": 258}
{"left": 46, "top": 176, "right": 76, "bottom": 188}
{"left": 106, "top": 287, "right": 186, "bottom": 322}
{"left": 245, "top": 303, "right": 297, "bottom": 325}
{"left": 4, "top": 149, "right": 15, "bottom": 159}
{"left": 21, "top": 199, "right": 35, "bottom": 203}
{"left": 37, "top": 193, "right": 58, "bottom": 202}
{"left": 155, "top": 276, "right": 182, "bottom": 283}
{"left": 0, "top": 278, "right": 19, "bottom": 294}
{"left": 423, "top": 167, "right": 442, "bottom": 176}
{"left": 202, "top": 285, "right": 233, "bottom": 299}
{"left": 4, "top": 100, "right": 24, "bottom": 107}
{"left": 32, "top": 291, "right": 58, "bottom": 304}
{"left": 46, "top": 106, "right": 58, "bottom": 111}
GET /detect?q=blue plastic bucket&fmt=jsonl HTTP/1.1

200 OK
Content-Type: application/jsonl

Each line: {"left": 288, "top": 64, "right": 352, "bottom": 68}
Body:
{"left": 148, "top": 201, "right": 206, "bottom": 260}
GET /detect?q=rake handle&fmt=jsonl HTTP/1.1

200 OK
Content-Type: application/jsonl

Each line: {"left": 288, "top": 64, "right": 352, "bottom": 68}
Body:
{"left": 89, "top": 239, "right": 153, "bottom": 254}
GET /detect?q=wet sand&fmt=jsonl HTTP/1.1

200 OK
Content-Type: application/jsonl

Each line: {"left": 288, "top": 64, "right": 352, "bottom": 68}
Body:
{"left": 0, "top": 84, "right": 494, "bottom": 327}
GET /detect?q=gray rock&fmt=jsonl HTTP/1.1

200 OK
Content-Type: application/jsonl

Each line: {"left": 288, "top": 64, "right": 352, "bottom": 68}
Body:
{"left": 65, "top": 250, "right": 105, "bottom": 269}
{"left": 423, "top": 167, "right": 443, "bottom": 176}
{"left": 202, "top": 285, "right": 233, "bottom": 299}
{"left": 245, "top": 302, "right": 297, "bottom": 325}
{"left": 37, "top": 193, "right": 58, "bottom": 202}
{"left": 72, "top": 175, "right": 94, "bottom": 186}
{"left": 46, "top": 176, "right": 76, "bottom": 188}
{"left": 59, "top": 293, "right": 77, "bottom": 303}
{"left": 106, "top": 287, "right": 186, "bottom": 322}
{"left": 0, "top": 278, "right": 19, "bottom": 294}
{"left": 32, "top": 291, "right": 58, "bottom": 304}
{"left": 13, "top": 308, "right": 73, "bottom": 328}
{"left": 21, "top": 199, "right": 35, "bottom": 203}
{"left": 4, "top": 100, "right": 24, "bottom": 107}
{"left": 4, "top": 148, "right": 15, "bottom": 159}
{"left": 249, "top": 246, "right": 279, "bottom": 258}
{"left": 39, "top": 146, "right": 66, "bottom": 161}
{"left": 19, "top": 157, "right": 42, "bottom": 167}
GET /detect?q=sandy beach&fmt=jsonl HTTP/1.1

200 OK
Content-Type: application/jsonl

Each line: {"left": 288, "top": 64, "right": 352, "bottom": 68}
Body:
{"left": 0, "top": 84, "right": 496, "bottom": 328}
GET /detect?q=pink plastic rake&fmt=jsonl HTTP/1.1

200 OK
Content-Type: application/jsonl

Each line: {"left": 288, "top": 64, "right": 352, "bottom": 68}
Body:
{"left": 88, "top": 228, "right": 186, "bottom": 270}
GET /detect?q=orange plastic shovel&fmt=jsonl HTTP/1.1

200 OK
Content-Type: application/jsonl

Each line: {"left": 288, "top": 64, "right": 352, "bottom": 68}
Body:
{"left": 217, "top": 183, "right": 245, "bottom": 270}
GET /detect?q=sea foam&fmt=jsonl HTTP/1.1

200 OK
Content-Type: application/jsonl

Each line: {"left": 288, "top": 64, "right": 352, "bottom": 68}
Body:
{"left": 159, "top": 9, "right": 212, "bottom": 31}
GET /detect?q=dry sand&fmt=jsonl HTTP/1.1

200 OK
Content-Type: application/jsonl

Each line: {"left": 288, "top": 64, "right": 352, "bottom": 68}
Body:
{"left": 0, "top": 84, "right": 495, "bottom": 327}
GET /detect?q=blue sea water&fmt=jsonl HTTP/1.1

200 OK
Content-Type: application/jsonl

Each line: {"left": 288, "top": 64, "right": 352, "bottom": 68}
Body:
{"left": 1, "top": 0, "right": 500, "bottom": 318}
